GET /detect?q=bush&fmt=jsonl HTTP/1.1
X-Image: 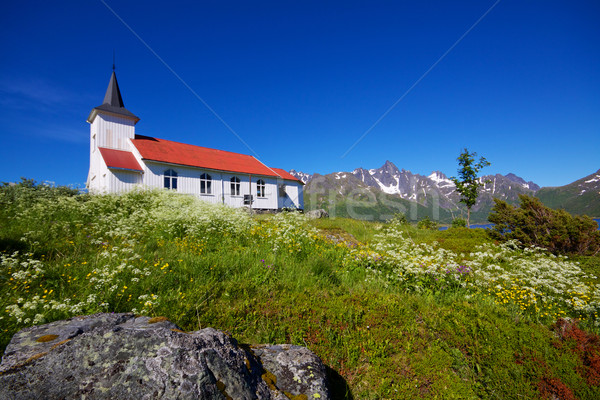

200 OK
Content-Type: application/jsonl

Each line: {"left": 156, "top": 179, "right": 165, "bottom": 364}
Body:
{"left": 451, "top": 218, "right": 467, "bottom": 228}
{"left": 488, "top": 195, "right": 600, "bottom": 256}
{"left": 389, "top": 213, "right": 409, "bottom": 225}
{"left": 0, "top": 178, "right": 80, "bottom": 208}
{"left": 417, "top": 216, "right": 439, "bottom": 230}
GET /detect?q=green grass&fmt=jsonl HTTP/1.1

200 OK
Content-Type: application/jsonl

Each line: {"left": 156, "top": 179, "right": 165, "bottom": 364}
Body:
{"left": 1, "top": 183, "right": 599, "bottom": 399}
{"left": 394, "top": 225, "right": 494, "bottom": 253}
{"left": 308, "top": 217, "right": 384, "bottom": 243}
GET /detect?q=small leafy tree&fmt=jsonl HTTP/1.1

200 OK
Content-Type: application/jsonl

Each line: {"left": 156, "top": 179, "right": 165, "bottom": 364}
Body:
{"left": 450, "top": 149, "right": 490, "bottom": 227}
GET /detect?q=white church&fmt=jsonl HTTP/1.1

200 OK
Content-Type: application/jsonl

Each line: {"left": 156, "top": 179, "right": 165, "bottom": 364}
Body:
{"left": 86, "top": 70, "right": 304, "bottom": 211}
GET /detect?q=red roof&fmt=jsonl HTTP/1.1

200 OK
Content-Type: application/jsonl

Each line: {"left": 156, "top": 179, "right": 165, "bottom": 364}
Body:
{"left": 131, "top": 135, "right": 281, "bottom": 177}
{"left": 271, "top": 168, "right": 303, "bottom": 184}
{"left": 99, "top": 148, "right": 143, "bottom": 172}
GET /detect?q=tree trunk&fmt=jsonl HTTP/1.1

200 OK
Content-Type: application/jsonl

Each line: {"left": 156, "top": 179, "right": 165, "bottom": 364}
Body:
{"left": 467, "top": 208, "right": 471, "bottom": 228}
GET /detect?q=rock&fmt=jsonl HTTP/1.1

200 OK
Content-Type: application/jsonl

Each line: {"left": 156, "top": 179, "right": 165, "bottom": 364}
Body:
{"left": 306, "top": 209, "right": 329, "bottom": 219}
{"left": 253, "top": 344, "right": 330, "bottom": 399}
{"left": 0, "top": 313, "right": 331, "bottom": 400}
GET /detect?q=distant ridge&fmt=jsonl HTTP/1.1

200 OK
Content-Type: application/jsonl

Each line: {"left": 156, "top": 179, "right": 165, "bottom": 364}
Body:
{"left": 535, "top": 169, "right": 600, "bottom": 217}
{"left": 290, "top": 161, "right": 544, "bottom": 223}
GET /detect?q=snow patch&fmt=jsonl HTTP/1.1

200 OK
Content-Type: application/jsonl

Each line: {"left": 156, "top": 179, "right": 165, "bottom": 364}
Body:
{"left": 373, "top": 177, "right": 400, "bottom": 194}
{"left": 428, "top": 171, "right": 454, "bottom": 188}
{"left": 585, "top": 175, "right": 600, "bottom": 184}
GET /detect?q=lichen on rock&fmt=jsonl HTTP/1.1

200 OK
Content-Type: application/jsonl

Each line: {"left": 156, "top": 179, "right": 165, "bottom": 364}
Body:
{"left": 0, "top": 313, "right": 331, "bottom": 400}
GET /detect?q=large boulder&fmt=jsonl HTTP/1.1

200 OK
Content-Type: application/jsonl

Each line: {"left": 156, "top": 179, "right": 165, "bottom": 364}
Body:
{"left": 0, "top": 313, "right": 330, "bottom": 400}
{"left": 306, "top": 209, "right": 329, "bottom": 219}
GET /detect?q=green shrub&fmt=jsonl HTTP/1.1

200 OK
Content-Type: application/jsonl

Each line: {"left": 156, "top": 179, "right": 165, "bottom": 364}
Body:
{"left": 389, "top": 212, "right": 409, "bottom": 225}
{"left": 488, "top": 195, "right": 600, "bottom": 256}
{"left": 0, "top": 178, "right": 80, "bottom": 208}
{"left": 417, "top": 216, "right": 439, "bottom": 230}
{"left": 451, "top": 218, "right": 467, "bottom": 228}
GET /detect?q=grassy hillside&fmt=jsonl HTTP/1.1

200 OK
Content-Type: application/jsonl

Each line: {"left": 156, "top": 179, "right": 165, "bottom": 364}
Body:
{"left": 536, "top": 169, "right": 600, "bottom": 218}
{"left": 537, "top": 188, "right": 600, "bottom": 218}
{"left": 305, "top": 195, "right": 457, "bottom": 223}
{"left": 1, "top": 183, "right": 600, "bottom": 398}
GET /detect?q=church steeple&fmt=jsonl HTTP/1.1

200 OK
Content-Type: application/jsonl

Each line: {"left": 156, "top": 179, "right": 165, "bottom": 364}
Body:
{"left": 87, "top": 70, "right": 139, "bottom": 124}
{"left": 102, "top": 71, "right": 125, "bottom": 108}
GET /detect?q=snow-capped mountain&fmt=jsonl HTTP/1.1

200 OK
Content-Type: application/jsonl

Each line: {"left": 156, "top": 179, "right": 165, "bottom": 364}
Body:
{"left": 350, "top": 162, "right": 459, "bottom": 208}
{"left": 504, "top": 173, "right": 540, "bottom": 191}
{"left": 583, "top": 171, "right": 600, "bottom": 190}
{"left": 288, "top": 170, "right": 313, "bottom": 184}
{"left": 360, "top": 160, "right": 420, "bottom": 197}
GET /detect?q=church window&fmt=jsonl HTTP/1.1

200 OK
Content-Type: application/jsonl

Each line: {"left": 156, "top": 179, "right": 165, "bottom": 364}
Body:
{"left": 200, "top": 173, "right": 212, "bottom": 194}
{"left": 256, "top": 179, "right": 266, "bottom": 198}
{"left": 164, "top": 169, "right": 178, "bottom": 190}
{"left": 230, "top": 176, "right": 240, "bottom": 196}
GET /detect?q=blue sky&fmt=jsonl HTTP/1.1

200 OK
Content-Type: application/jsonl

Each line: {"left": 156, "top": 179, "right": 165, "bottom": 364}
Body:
{"left": 1, "top": 0, "right": 598, "bottom": 188}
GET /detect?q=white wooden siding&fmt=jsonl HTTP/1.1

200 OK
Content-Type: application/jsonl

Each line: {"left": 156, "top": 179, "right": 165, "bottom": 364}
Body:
{"left": 87, "top": 144, "right": 109, "bottom": 193}
{"left": 277, "top": 181, "right": 303, "bottom": 209}
{"left": 108, "top": 170, "right": 142, "bottom": 193}
{"left": 88, "top": 158, "right": 110, "bottom": 193}
{"left": 93, "top": 114, "right": 135, "bottom": 151}
{"left": 143, "top": 162, "right": 220, "bottom": 204}
{"left": 141, "top": 162, "right": 286, "bottom": 209}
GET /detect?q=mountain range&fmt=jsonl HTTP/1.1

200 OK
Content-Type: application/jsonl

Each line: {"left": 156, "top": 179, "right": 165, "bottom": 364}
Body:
{"left": 290, "top": 163, "right": 600, "bottom": 223}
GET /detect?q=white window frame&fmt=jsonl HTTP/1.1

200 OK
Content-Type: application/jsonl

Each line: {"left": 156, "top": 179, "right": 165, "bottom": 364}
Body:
{"left": 256, "top": 179, "right": 266, "bottom": 198}
{"left": 200, "top": 173, "right": 212, "bottom": 194}
{"left": 164, "top": 169, "right": 178, "bottom": 190}
{"left": 230, "top": 176, "right": 241, "bottom": 196}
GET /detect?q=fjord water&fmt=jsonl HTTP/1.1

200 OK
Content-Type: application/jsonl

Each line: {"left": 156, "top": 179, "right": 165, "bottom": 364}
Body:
{"left": 440, "top": 218, "right": 600, "bottom": 231}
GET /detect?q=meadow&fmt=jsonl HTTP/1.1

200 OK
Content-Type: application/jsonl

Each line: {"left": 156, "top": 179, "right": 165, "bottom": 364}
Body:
{"left": 1, "top": 182, "right": 599, "bottom": 399}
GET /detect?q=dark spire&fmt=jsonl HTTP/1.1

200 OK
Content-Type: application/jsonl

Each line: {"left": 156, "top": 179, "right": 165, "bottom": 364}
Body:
{"left": 87, "top": 70, "right": 140, "bottom": 124}
{"left": 102, "top": 71, "right": 125, "bottom": 108}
